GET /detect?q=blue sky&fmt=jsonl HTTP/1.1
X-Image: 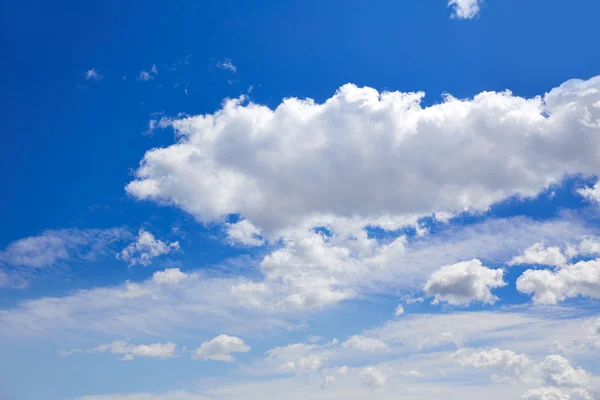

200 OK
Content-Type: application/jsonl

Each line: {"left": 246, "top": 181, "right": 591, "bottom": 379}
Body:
{"left": 2, "top": 1, "right": 600, "bottom": 399}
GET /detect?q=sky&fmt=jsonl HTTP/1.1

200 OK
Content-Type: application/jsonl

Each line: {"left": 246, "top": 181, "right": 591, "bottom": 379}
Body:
{"left": 1, "top": 0, "right": 600, "bottom": 399}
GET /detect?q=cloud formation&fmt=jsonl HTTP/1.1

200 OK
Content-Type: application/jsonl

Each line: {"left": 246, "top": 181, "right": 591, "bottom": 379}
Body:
{"left": 424, "top": 259, "right": 506, "bottom": 306}
{"left": 117, "top": 229, "right": 179, "bottom": 266}
{"left": 193, "top": 334, "right": 251, "bottom": 362}
{"left": 127, "top": 77, "right": 600, "bottom": 241}
{"left": 448, "top": 0, "right": 482, "bottom": 19}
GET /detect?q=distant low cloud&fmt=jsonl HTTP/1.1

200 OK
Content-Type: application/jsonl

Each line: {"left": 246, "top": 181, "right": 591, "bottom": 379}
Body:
{"left": 192, "top": 334, "right": 250, "bottom": 362}
{"left": 61, "top": 340, "right": 177, "bottom": 361}
{"left": 448, "top": 0, "right": 482, "bottom": 19}
{"left": 84, "top": 68, "right": 103, "bottom": 81}
{"left": 217, "top": 59, "right": 237, "bottom": 73}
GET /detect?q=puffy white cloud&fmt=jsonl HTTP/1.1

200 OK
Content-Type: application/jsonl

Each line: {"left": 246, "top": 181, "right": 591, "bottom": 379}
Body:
{"left": 226, "top": 219, "right": 264, "bottom": 246}
{"left": 217, "top": 59, "right": 237, "bottom": 73}
{"left": 152, "top": 268, "right": 188, "bottom": 284}
{"left": 424, "top": 259, "right": 506, "bottom": 306}
{"left": 458, "top": 348, "right": 532, "bottom": 383}
{"left": 516, "top": 259, "right": 600, "bottom": 304}
{"left": 342, "top": 336, "right": 388, "bottom": 352}
{"left": 565, "top": 236, "right": 600, "bottom": 258}
{"left": 0, "top": 217, "right": 592, "bottom": 339}
{"left": 508, "top": 243, "right": 568, "bottom": 267}
{"left": 360, "top": 366, "right": 386, "bottom": 389}
{"left": 84, "top": 68, "right": 103, "bottom": 81}
{"left": 448, "top": 0, "right": 482, "bottom": 19}
{"left": 539, "top": 355, "right": 593, "bottom": 388}
{"left": 118, "top": 229, "right": 179, "bottom": 267}
{"left": 522, "top": 355, "right": 600, "bottom": 400}
{"left": 192, "top": 334, "right": 250, "bottom": 362}
{"left": 128, "top": 66, "right": 600, "bottom": 242}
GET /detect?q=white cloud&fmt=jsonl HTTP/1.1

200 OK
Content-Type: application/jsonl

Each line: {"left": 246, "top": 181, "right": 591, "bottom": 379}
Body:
{"left": 424, "top": 259, "right": 506, "bottom": 306}
{"left": 508, "top": 243, "right": 568, "bottom": 267}
{"left": 394, "top": 304, "right": 405, "bottom": 317}
{"left": 117, "top": 229, "right": 179, "bottom": 266}
{"left": 192, "top": 334, "right": 250, "bottom": 362}
{"left": 360, "top": 366, "right": 387, "bottom": 389}
{"left": 62, "top": 340, "right": 177, "bottom": 361}
{"left": 0, "top": 216, "right": 593, "bottom": 339}
{"left": 448, "top": 0, "right": 482, "bottom": 19}
{"left": 577, "top": 181, "right": 600, "bottom": 202}
{"left": 84, "top": 68, "right": 103, "bottom": 81}
{"left": 139, "top": 65, "right": 158, "bottom": 81}
{"left": 126, "top": 76, "right": 600, "bottom": 240}
{"left": 152, "top": 268, "right": 188, "bottom": 284}
{"left": 343, "top": 336, "right": 388, "bottom": 352}
{"left": 516, "top": 258, "right": 600, "bottom": 304}
{"left": 458, "top": 348, "right": 532, "bottom": 383}
{"left": 226, "top": 219, "right": 264, "bottom": 246}
{"left": 566, "top": 236, "right": 600, "bottom": 258}
{"left": 217, "top": 59, "right": 236, "bottom": 73}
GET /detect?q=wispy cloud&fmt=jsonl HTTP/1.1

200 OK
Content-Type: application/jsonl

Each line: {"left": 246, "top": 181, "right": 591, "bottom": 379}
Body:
{"left": 217, "top": 59, "right": 237, "bottom": 73}
{"left": 84, "top": 68, "right": 103, "bottom": 81}
{"left": 139, "top": 64, "right": 158, "bottom": 81}
{"left": 448, "top": 0, "right": 482, "bottom": 19}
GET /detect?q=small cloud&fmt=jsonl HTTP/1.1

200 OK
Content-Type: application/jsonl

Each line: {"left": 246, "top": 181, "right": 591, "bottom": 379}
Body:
{"left": 139, "top": 64, "right": 158, "bottom": 81}
{"left": 84, "top": 68, "right": 103, "bottom": 81}
{"left": 192, "top": 334, "right": 250, "bottom": 362}
{"left": 394, "top": 304, "right": 405, "bottom": 317}
{"left": 143, "top": 116, "right": 173, "bottom": 136}
{"left": 448, "top": 0, "right": 482, "bottom": 19}
{"left": 117, "top": 229, "right": 179, "bottom": 267}
{"left": 217, "top": 59, "right": 237, "bottom": 73}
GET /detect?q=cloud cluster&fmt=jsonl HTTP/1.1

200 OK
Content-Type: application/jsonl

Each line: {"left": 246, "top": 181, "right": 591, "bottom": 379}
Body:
{"left": 127, "top": 76, "right": 600, "bottom": 242}
{"left": 509, "top": 243, "right": 568, "bottom": 267}
{"left": 458, "top": 348, "right": 532, "bottom": 383}
{"left": 193, "top": 334, "right": 251, "bottom": 362}
{"left": 517, "top": 258, "right": 600, "bottom": 304}
{"left": 117, "top": 229, "right": 179, "bottom": 266}
{"left": 424, "top": 259, "right": 506, "bottom": 306}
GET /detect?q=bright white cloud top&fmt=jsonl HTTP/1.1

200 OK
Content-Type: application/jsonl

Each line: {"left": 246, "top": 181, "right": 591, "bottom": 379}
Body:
{"left": 126, "top": 77, "right": 600, "bottom": 238}
{"left": 448, "top": 0, "right": 482, "bottom": 19}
